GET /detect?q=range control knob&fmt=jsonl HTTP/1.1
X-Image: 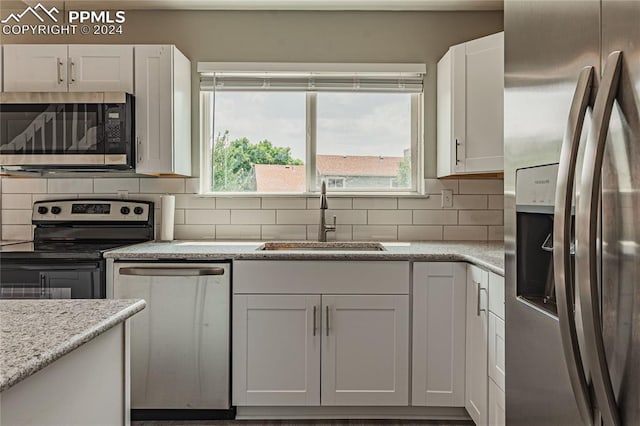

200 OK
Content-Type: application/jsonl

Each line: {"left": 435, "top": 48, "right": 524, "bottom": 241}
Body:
{"left": 133, "top": 207, "right": 144, "bottom": 215}
{"left": 120, "top": 206, "right": 130, "bottom": 215}
{"left": 50, "top": 206, "right": 61, "bottom": 215}
{"left": 37, "top": 206, "right": 49, "bottom": 215}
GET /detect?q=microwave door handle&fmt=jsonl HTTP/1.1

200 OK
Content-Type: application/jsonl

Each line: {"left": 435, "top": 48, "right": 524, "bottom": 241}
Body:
{"left": 577, "top": 51, "right": 623, "bottom": 426}
{"left": 553, "top": 65, "right": 595, "bottom": 426}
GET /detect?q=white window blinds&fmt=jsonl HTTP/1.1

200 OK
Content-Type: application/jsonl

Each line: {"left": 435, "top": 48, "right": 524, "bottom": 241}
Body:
{"left": 198, "top": 62, "right": 425, "bottom": 93}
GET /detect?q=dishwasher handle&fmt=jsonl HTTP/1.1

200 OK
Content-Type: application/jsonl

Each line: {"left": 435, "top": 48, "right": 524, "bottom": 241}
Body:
{"left": 119, "top": 267, "right": 225, "bottom": 277}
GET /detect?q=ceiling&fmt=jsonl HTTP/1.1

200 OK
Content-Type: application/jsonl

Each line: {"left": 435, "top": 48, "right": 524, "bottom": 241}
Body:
{"left": 16, "top": 0, "right": 504, "bottom": 11}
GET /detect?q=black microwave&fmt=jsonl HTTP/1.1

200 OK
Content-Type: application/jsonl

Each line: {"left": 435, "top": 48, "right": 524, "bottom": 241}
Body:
{"left": 0, "top": 93, "right": 134, "bottom": 170}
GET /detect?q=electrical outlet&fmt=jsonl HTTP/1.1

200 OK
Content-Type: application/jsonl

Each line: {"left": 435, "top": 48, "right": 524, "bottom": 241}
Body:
{"left": 441, "top": 189, "right": 453, "bottom": 208}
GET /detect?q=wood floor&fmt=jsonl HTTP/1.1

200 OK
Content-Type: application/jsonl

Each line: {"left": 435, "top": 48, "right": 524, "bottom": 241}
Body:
{"left": 132, "top": 420, "right": 473, "bottom": 426}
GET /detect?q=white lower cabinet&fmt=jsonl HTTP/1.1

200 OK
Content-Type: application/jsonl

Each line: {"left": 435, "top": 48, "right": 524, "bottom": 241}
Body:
{"left": 488, "top": 379, "right": 506, "bottom": 426}
{"left": 465, "top": 264, "right": 489, "bottom": 426}
{"left": 322, "top": 295, "right": 409, "bottom": 406}
{"left": 412, "top": 262, "right": 466, "bottom": 407}
{"left": 232, "top": 295, "right": 321, "bottom": 406}
{"left": 232, "top": 261, "right": 410, "bottom": 408}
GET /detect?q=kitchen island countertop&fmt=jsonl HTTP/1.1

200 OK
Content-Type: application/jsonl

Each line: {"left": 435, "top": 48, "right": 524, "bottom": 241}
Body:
{"left": 0, "top": 299, "right": 145, "bottom": 392}
{"left": 105, "top": 241, "right": 504, "bottom": 276}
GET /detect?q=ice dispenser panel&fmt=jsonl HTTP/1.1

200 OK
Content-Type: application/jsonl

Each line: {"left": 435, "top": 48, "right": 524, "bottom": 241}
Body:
{"left": 516, "top": 164, "right": 564, "bottom": 316}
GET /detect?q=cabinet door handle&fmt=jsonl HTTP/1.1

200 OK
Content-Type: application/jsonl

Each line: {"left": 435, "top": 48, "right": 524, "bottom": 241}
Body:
{"left": 137, "top": 136, "right": 142, "bottom": 163}
{"left": 326, "top": 305, "right": 330, "bottom": 336}
{"left": 57, "top": 59, "right": 63, "bottom": 84}
{"left": 69, "top": 60, "right": 76, "bottom": 83}
{"left": 455, "top": 139, "right": 461, "bottom": 164}
{"left": 476, "top": 283, "right": 487, "bottom": 316}
{"left": 313, "top": 305, "right": 317, "bottom": 336}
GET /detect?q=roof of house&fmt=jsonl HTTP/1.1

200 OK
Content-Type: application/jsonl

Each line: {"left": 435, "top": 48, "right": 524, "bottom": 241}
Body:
{"left": 254, "top": 164, "right": 305, "bottom": 192}
{"left": 316, "top": 155, "right": 402, "bottom": 177}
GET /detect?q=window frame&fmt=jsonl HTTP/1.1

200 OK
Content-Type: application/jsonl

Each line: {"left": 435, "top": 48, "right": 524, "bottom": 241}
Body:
{"left": 199, "top": 72, "right": 424, "bottom": 196}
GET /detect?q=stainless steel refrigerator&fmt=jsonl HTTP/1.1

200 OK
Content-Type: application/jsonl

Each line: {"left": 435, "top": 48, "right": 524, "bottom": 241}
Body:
{"left": 505, "top": 0, "right": 640, "bottom": 425}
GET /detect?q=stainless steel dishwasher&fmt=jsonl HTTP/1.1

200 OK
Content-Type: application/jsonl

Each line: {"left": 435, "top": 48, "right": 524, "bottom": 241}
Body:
{"left": 113, "top": 262, "right": 231, "bottom": 420}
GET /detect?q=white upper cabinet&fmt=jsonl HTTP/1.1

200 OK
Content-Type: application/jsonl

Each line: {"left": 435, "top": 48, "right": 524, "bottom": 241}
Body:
{"left": 437, "top": 32, "right": 504, "bottom": 177}
{"left": 134, "top": 45, "right": 192, "bottom": 176}
{"left": 67, "top": 45, "right": 133, "bottom": 92}
{"left": 3, "top": 44, "right": 133, "bottom": 93}
{"left": 411, "top": 262, "right": 466, "bottom": 407}
{"left": 3, "top": 45, "right": 68, "bottom": 92}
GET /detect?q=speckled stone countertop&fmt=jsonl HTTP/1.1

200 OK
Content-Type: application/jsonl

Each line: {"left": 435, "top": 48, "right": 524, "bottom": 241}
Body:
{"left": 105, "top": 241, "right": 504, "bottom": 275}
{"left": 0, "top": 299, "right": 145, "bottom": 393}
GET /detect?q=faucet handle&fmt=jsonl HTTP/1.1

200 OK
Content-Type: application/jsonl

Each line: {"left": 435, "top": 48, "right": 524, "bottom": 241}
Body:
{"left": 332, "top": 215, "right": 337, "bottom": 226}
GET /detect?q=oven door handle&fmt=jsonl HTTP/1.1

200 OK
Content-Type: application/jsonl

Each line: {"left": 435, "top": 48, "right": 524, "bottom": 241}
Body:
{"left": 119, "top": 267, "right": 225, "bottom": 277}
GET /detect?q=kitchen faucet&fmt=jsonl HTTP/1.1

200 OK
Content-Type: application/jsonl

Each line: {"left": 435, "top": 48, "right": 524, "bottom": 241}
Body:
{"left": 318, "top": 180, "right": 336, "bottom": 242}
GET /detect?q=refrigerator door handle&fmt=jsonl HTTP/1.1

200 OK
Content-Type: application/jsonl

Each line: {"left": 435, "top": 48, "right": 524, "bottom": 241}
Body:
{"left": 553, "top": 65, "right": 595, "bottom": 426}
{"left": 577, "top": 50, "right": 623, "bottom": 426}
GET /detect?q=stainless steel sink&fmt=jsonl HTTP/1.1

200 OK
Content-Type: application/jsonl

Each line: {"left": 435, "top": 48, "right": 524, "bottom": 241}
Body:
{"left": 257, "top": 241, "right": 386, "bottom": 251}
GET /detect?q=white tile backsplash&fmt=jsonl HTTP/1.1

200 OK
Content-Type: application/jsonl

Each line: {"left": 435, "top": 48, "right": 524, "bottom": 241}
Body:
{"left": 0, "top": 176, "right": 504, "bottom": 242}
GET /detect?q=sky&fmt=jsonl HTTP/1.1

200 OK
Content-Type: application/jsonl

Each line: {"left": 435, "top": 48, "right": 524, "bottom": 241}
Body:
{"left": 213, "top": 91, "right": 412, "bottom": 162}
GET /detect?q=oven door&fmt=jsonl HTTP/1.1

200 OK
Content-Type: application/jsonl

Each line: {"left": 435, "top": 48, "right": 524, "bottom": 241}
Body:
{"left": 0, "top": 260, "right": 105, "bottom": 299}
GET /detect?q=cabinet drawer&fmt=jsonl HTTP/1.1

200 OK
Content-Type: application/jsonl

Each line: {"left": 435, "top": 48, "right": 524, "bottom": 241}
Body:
{"left": 489, "top": 312, "right": 506, "bottom": 391}
{"left": 489, "top": 272, "right": 505, "bottom": 319}
{"left": 233, "top": 261, "right": 409, "bottom": 294}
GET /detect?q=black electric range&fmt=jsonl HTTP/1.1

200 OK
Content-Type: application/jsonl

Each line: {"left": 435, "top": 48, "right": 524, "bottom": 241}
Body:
{"left": 0, "top": 199, "right": 154, "bottom": 299}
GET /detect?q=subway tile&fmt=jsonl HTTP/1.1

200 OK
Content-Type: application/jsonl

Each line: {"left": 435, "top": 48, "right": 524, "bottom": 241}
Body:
{"left": 398, "top": 196, "right": 442, "bottom": 210}
{"left": 307, "top": 197, "right": 353, "bottom": 210}
{"left": 352, "top": 198, "right": 397, "bottom": 210}
{"left": 185, "top": 178, "right": 200, "bottom": 194}
{"left": 185, "top": 209, "right": 230, "bottom": 225}
{"left": 216, "top": 197, "right": 261, "bottom": 209}
{"left": 306, "top": 225, "right": 353, "bottom": 241}
{"left": 32, "top": 194, "right": 79, "bottom": 202}
{"left": 424, "top": 178, "right": 459, "bottom": 194}
{"left": 263, "top": 197, "right": 307, "bottom": 209}
{"left": 93, "top": 178, "right": 139, "bottom": 194}
{"left": 174, "top": 194, "right": 215, "bottom": 209}
{"left": 215, "top": 225, "right": 261, "bottom": 240}
{"left": 368, "top": 210, "right": 412, "bottom": 225}
{"left": 398, "top": 225, "right": 443, "bottom": 241}
{"left": 489, "top": 226, "right": 505, "bottom": 241}
{"left": 459, "top": 210, "right": 503, "bottom": 225}
{"left": 262, "top": 225, "right": 308, "bottom": 240}
{"left": 459, "top": 179, "right": 503, "bottom": 195}
{"left": 130, "top": 194, "right": 163, "bottom": 206}
{"left": 277, "top": 209, "right": 318, "bottom": 225}
{"left": 352, "top": 225, "right": 398, "bottom": 241}
{"left": 174, "top": 224, "right": 215, "bottom": 240}
{"left": 488, "top": 195, "right": 504, "bottom": 210}
{"left": 2, "top": 178, "right": 47, "bottom": 194}
{"left": 231, "top": 209, "right": 275, "bottom": 225}
{"left": 444, "top": 226, "right": 488, "bottom": 241}
{"left": 453, "top": 195, "right": 488, "bottom": 210}
{"left": 139, "top": 178, "right": 185, "bottom": 194}
{"left": 2, "top": 210, "right": 31, "bottom": 225}
{"left": 2, "top": 225, "right": 32, "bottom": 241}
{"left": 174, "top": 209, "right": 185, "bottom": 225}
{"left": 2, "top": 194, "right": 32, "bottom": 209}
{"left": 327, "top": 209, "right": 367, "bottom": 225}
{"left": 47, "top": 178, "right": 93, "bottom": 194}
{"left": 412, "top": 210, "right": 458, "bottom": 225}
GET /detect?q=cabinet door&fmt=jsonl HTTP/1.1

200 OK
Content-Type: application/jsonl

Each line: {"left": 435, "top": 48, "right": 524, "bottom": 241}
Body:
{"left": 456, "top": 32, "right": 504, "bottom": 173}
{"left": 134, "top": 45, "right": 173, "bottom": 174}
{"left": 233, "top": 294, "right": 321, "bottom": 406}
{"left": 3, "top": 45, "right": 67, "bottom": 92}
{"left": 322, "top": 295, "right": 409, "bottom": 406}
{"left": 68, "top": 45, "right": 133, "bottom": 92}
{"left": 488, "top": 272, "right": 505, "bottom": 319}
{"left": 488, "top": 312, "right": 506, "bottom": 391}
{"left": 465, "top": 264, "right": 489, "bottom": 426}
{"left": 489, "top": 379, "right": 506, "bottom": 426}
{"left": 412, "top": 262, "right": 466, "bottom": 407}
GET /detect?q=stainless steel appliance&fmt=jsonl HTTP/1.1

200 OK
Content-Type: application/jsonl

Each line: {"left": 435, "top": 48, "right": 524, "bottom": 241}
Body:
{"left": 112, "top": 262, "right": 233, "bottom": 420}
{"left": 0, "top": 92, "right": 134, "bottom": 170}
{"left": 506, "top": 1, "right": 640, "bottom": 424}
{"left": 0, "top": 198, "right": 153, "bottom": 299}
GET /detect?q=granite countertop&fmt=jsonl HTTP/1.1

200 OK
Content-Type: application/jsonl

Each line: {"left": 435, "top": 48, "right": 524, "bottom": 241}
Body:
{"left": 105, "top": 240, "right": 505, "bottom": 275}
{"left": 0, "top": 299, "right": 145, "bottom": 393}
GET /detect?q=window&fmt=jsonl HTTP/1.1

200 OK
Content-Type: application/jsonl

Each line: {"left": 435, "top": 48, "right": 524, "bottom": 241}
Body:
{"left": 199, "top": 63, "right": 424, "bottom": 194}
